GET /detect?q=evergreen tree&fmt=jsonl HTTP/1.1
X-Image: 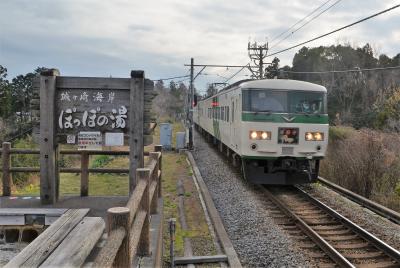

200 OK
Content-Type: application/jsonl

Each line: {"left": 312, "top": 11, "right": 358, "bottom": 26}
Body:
{"left": 265, "top": 57, "right": 280, "bottom": 79}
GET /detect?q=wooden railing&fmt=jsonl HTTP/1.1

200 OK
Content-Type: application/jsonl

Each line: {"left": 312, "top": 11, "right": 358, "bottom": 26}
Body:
{"left": 0, "top": 142, "right": 152, "bottom": 196}
{"left": 93, "top": 145, "right": 162, "bottom": 267}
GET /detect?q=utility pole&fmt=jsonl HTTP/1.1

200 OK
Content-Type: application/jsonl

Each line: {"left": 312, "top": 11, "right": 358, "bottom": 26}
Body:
{"left": 188, "top": 58, "right": 194, "bottom": 149}
{"left": 248, "top": 42, "right": 269, "bottom": 79}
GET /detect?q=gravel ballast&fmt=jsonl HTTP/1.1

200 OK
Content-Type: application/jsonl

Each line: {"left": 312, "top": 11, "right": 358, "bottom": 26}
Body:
{"left": 302, "top": 183, "right": 400, "bottom": 250}
{"left": 192, "top": 132, "right": 313, "bottom": 267}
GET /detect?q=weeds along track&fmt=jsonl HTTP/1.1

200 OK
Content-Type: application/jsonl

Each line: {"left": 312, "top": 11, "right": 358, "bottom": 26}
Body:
{"left": 262, "top": 186, "right": 400, "bottom": 268}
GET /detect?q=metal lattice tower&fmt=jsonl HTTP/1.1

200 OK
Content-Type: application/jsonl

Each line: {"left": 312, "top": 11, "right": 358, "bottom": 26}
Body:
{"left": 248, "top": 42, "right": 269, "bottom": 79}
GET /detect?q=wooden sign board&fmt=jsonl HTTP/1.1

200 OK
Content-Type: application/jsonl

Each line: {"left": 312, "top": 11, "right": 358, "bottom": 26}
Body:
{"left": 38, "top": 70, "right": 147, "bottom": 204}
{"left": 55, "top": 77, "right": 133, "bottom": 144}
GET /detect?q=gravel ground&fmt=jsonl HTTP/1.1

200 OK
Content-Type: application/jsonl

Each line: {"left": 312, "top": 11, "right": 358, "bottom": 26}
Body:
{"left": 301, "top": 183, "right": 400, "bottom": 251}
{"left": 0, "top": 243, "right": 27, "bottom": 267}
{"left": 192, "top": 132, "right": 313, "bottom": 267}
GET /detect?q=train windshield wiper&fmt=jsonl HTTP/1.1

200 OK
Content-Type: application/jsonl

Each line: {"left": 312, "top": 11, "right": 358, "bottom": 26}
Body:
{"left": 254, "top": 110, "right": 272, "bottom": 115}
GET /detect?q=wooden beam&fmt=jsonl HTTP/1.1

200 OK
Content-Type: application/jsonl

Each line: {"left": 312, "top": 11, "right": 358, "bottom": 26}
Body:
{"left": 5, "top": 209, "right": 89, "bottom": 267}
{"left": 2, "top": 142, "right": 11, "bottom": 196}
{"left": 154, "top": 145, "right": 162, "bottom": 198}
{"left": 39, "top": 69, "right": 60, "bottom": 204}
{"left": 126, "top": 179, "right": 147, "bottom": 224}
{"left": 174, "top": 255, "right": 228, "bottom": 265}
{"left": 129, "top": 70, "right": 145, "bottom": 193}
{"left": 56, "top": 76, "right": 130, "bottom": 90}
{"left": 108, "top": 207, "right": 130, "bottom": 267}
{"left": 137, "top": 168, "right": 151, "bottom": 256}
{"left": 40, "top": 217, "right": 105, "bottom": 268}
{"left": 129, "top": 210, "right": 147, "bottom": 258}
{"left": 80, "top": 152, "right": 89, "bottom": 196}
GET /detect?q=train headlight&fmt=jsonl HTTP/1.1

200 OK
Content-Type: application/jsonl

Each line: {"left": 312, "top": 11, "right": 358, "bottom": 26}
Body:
{"left": 305, "top": 132, "right": 314, "bottom": 141}
{"left": 261, "top": 132, "right": 269, "bottom": 140}
{"left": 250, "top": 131, "right": 258, "bottom": 139}
{"left": 314, "top": 132, "right": 324, "bottom": 141}
{"left": 250, "top": 131, "right": 271, "bottom": 140}
{"left": 305, "top": 132, "right": 324, "bottom": 141}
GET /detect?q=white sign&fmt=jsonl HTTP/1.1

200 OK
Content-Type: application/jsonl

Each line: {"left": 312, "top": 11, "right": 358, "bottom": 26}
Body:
{"left": 67, "top": 135, "right": 76, "bottom": 144}
{"left": 105, "top": 132, "right": 124, "bottom": 146}
{"left": 78, "top": 131, "right": 102, "bottom": 150}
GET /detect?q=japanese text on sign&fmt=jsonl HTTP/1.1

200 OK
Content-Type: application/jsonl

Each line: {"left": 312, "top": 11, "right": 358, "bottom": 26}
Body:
{"left": 56, "top": 89, "right": 130, "bottom": 134}
{"left": 58, "top": 106, "right": 127, "bottom": 130}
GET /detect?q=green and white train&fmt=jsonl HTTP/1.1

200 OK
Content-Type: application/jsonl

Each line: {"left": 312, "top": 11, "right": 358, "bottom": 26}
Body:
{"left": 193, "top": 79, "right": 328, "bottom": 184}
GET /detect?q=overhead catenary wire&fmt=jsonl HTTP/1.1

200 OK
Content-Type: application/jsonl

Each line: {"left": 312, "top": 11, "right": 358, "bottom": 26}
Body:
{"left": 268, "top": 4, "right": 400, "bottom": 57}
{"left": 269, "top": 0, "right": 342, "bottom": 50}
{"left": 269, "top": 0, "right": 333, "bottom": 43}
{"left": 223, "top": 64, "right": 250, "bottom": 83}
{"left": 151, "top": 74, "right": 190, "bottom": 82}
{"left": 282, "top": 65, "right": 400, "bottom": 74}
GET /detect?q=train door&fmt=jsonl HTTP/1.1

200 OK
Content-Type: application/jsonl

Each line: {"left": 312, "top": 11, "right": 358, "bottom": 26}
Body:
{"left": 230, "top": 97, "right": 235, "bottom": 147}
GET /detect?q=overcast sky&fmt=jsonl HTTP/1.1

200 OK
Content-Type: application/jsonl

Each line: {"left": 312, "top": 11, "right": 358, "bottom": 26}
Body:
{"left": 0, "top": 0, "right": 399, "bottom": 93}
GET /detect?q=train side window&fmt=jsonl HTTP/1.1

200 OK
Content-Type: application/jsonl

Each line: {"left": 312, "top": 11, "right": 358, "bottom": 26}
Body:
{"left": 221, "top": 107, "right": 225, "bottom": 121}
{"left": 226, "top": 106, "right": 229, "bottom": 122}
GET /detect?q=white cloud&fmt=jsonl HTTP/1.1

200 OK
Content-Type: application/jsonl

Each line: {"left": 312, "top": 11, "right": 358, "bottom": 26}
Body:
{"left": 0, "top": 0, "right": 399, "bottom": 89}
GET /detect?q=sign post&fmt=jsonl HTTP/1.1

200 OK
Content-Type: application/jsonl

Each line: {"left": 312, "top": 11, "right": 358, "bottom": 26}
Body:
{"left": 38, "top": 69, "right": 148, "bottom": 204}
{"left": 40, "top": 69, "right": 60, "bottom": 204}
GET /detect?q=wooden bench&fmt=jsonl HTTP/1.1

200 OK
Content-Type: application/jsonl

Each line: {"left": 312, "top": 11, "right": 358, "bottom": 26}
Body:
{"left": 5, "top": 209, "right": 105, "bottom": 268}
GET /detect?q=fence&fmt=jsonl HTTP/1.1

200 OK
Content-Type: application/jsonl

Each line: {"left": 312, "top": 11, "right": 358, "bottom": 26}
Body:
{"left": 0, "top": 142, "right": 155, "bottom": 197}
{"left": 1, "top": 142, "right": 163, "bottom": 267}
{"left": 93, "top": 145, "right": 162, "bottom": 267}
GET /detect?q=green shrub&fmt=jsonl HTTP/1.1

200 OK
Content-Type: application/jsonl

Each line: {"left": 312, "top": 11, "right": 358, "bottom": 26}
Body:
{"left": 91, "top": 155, "right": 113, "bottom": 168}
{"left": 11, "top": 136, "right": 39, "bottom": 186}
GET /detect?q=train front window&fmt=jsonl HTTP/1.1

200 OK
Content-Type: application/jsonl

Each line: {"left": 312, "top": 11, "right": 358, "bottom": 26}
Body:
{"left": 242, "top": 89, "right": 326, "bottom": 114}
{"left": 288, "top": 91, "right": 326, "bottom": 114}
{"left": 242, "top": 89, "right": 286, "bottom": 112}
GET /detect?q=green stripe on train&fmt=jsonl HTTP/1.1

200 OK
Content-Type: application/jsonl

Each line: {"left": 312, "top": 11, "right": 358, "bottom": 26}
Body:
{"left": 213, "top": 119, "right": 221, "bottom": 139}
{"left": 242, "top": 113, "right": 329, "bottom": 124}
{"left": 242, "top": 155, "right": 324, "bottom": 160}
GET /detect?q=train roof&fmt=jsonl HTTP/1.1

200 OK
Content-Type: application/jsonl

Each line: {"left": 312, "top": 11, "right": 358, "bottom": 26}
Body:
{"left": 200, "top": 79, "right": 327, "bottom": 102}
{"left": 237, "top": 79, "right": 327, "bottom": 92}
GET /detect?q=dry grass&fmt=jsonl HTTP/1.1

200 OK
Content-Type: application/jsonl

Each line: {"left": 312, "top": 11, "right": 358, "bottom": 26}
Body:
{"left": 321, "top": 127, "right": 400, "bottom": 212}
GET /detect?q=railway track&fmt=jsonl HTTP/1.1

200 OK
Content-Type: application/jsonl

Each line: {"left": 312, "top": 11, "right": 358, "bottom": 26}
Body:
{"left": 262, "top": 186, "right": 400, "bottom": 268}
{"left": 316, "top": 177, "right": 400, "bottom": 225}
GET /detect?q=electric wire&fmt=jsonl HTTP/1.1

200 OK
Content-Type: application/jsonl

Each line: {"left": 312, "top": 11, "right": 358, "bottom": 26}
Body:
{"left": 282, "top": 65, "right": 400, "bottom": 74}
{"left": 268, "top": 4, "right": 400, "bottom": 57}
{"left": 269, "top": 0, "right": 333, "bottom": 43}
{"left": 151, "top": 74, "right": 190, "bottom": 81}
{"left": 223, "top": 64, "right": 250, "bottom": 83}
{"left": 269, "top": 0, "right": 342, "bottom": 50}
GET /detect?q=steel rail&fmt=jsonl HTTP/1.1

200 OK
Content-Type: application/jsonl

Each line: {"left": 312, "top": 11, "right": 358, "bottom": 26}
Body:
{"left": 296, "top": 187, "right": 400, "bottom": 263}
{"left": 317, "top": 176, "right": 400, "bottom": 224}
{"left": 262, "top": 186, "right": 355, "bottom": 268}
